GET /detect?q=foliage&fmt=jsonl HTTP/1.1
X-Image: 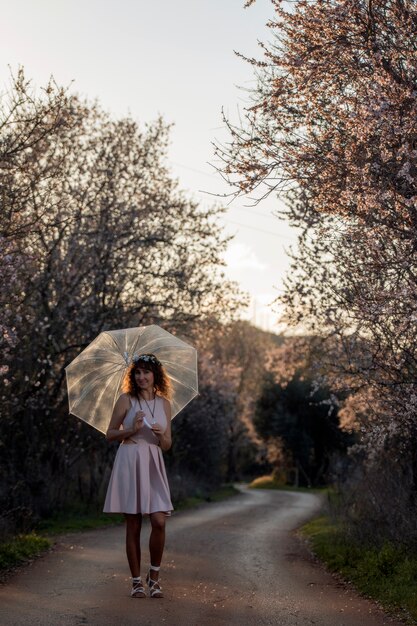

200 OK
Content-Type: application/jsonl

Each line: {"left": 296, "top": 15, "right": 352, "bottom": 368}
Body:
{"left": 191, "top": 320, "right": 284, "bottom": 481}
{"left": 0, "top": 534, "right": 50, "bottom": 572}
{"left": 171, "top": 483, "right": 240, "bottom": 510}
{"left": 168, "top": 379, "right": 233, "bottom": 486}
{"left": 36, "top": 510, "right": 124, "bottom": 535}
{"left": 164, "top": 320, "right": 281, "bottom": 488}
{"left": 253, "top": 372, "right": 352, "bottom": 486}
{"left": 217, "top": 0, "right": 417, "bottom": 542}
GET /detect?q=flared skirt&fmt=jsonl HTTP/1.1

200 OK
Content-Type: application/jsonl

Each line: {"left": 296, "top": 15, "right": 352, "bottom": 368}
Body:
{"left": 103, "top": 441, "right": 173, "bottom": 515}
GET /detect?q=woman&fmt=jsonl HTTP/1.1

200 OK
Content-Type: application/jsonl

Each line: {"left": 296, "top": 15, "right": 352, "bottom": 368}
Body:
{"left": 103, "top": 353, "right": 173, "bottom": 599}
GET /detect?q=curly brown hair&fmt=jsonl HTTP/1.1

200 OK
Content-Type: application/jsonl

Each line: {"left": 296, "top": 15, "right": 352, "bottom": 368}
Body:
{"left": 121, "top": 354, "right": 172, "bottom": 399}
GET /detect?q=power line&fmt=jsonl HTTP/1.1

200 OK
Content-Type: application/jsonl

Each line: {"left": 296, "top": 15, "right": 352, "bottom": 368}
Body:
{"left": 223, "top": 218, "right": 297, "bottom": 241}
{"left": 237, "top": 205, "right": 288, "bottom": 223}
{"left": 171, "top": 161, "right": 218, "bottom": 179}
{"left": 170, "top": 159, "right": 299, "bottom": 241}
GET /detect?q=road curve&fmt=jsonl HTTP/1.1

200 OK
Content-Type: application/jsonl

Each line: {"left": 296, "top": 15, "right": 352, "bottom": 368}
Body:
{"left": 0, "top": 487, "right": 404, "bottom": 625}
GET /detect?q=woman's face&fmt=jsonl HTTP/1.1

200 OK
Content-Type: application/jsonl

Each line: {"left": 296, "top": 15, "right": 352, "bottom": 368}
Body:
{"left": 134, "top": 366, "right": 154, "bottom": 391}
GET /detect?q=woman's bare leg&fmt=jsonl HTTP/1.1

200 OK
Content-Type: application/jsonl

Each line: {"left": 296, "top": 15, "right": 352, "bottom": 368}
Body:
{"left": 125, "top": 513, "right": 142, "bottom": 577}
{"left": 148, "top": 512, "right": 166, "bottom": 581}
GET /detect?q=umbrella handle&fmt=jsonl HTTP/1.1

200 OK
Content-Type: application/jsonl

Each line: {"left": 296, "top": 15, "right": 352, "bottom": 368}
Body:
{"left": 143, "top": 416, "right": 152, "bottom": 429}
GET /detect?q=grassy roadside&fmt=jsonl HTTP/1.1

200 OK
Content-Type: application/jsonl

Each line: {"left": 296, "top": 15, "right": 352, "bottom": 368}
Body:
{"left": 174, "top": 483, "right": 239, "bottom": 510}
{"left": 248, "top": 474, "right": 327, "bottom": 494}
{"left": 0, "top": 484, "right": 240, "bottom": 577}
{"left": 300, "top": 515, "right": 417, "bottom": 624}
{"left": 0, "top": 534, "right": 51, "bottom": 572}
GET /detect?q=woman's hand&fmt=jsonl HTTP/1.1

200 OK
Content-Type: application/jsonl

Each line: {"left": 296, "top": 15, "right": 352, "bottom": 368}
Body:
{"left": 132, "top": 411, "right": 146, "bottom": 433}
{"left": 151, "top": 411, "right": 172, "bottom": 451}
{"left": 151, "top": 423, "right": 164, "bottom": 437}
{"left": 105, "top": 396, "right": 148, "bottom": 443}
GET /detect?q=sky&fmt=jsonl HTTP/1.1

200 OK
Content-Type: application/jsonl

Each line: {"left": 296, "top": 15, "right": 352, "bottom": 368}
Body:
{"left": 1, "top": 0, "right": 299, "bottom": 333}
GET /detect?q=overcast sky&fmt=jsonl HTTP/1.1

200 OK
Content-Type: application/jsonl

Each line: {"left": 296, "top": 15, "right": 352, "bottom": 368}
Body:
{"left": 1, "top": 0, "right": 298, "bottom": 332}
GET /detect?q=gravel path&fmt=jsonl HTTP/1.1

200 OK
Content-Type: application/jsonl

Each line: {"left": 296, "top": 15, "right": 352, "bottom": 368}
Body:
{"left": 0, "top": 486, "right": 405, "bottom": 625}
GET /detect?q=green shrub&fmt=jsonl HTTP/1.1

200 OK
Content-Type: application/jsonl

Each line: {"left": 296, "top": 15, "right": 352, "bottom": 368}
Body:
{"left": 0, "top": 534, "right": 50, "bottom": 570}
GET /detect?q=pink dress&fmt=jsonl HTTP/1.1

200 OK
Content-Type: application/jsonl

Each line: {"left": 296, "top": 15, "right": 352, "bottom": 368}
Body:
{"left": 103, "top": 394, "right": 173, "bottom": 515}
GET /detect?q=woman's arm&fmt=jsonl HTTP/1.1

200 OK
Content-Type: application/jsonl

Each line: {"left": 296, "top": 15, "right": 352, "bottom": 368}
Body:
{"left": 106, "top": 394, "right": 142, "bottom": 442}
{"left": 151, "top": 398, "right": 172, "bottom": 451}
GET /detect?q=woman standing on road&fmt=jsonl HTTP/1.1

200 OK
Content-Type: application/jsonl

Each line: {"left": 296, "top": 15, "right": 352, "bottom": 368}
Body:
{"left": 103, "top": 354, "right": 173, "bottom": 599}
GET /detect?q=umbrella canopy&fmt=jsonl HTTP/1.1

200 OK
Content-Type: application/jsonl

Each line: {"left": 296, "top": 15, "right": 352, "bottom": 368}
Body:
{"left": 65, "top": 324, "right": 198, "bottom": 434}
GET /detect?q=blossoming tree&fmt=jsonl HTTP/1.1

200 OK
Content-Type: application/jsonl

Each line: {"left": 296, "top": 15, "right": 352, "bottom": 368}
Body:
{"left": 0, "top": 70, "right": 242, "bottom": 530}
{"left": 216, "top": 0, "right": 417, "bottom": 541}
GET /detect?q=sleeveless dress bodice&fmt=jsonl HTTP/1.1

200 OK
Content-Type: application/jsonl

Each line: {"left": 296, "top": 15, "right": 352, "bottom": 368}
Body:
{"left": 123, "top": 395, "right": 167, "bottom": 445}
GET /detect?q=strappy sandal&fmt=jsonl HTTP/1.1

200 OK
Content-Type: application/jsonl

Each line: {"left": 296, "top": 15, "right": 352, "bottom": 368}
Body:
{"left": 131, "top": 576, "right": 146, "bottom": 598}
{"left": 146, "top": 564, "right": 163, "bottom": 598}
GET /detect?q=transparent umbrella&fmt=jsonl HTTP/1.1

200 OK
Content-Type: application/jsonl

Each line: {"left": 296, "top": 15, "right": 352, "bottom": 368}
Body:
{"left": 65, "top": 324, "right": 198, "bottom": 434}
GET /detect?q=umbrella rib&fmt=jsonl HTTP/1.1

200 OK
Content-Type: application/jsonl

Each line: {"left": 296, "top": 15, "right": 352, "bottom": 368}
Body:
{"left": 69, "top": 353, "right": 124, "bottom": 366}
{"left": 106, "top": 332, "right": 129, "bottom": 361}
{"left": 168, "top": 376, "right": 198, "bottom": 393}
{"left": 70, "top": 363, "right": 125, "bottom": 408}
{"left": 91, "top": 365, "right": 125, "bottom": 418}
{"left": 166, "top": 367, "right": 198, "bottom": 390}
{"left": 67, "top": 362, "right": 123, "bottom": 394}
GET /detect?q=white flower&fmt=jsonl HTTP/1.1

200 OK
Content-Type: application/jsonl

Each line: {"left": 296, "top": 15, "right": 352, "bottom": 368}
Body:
{"left": 132, "top": 354, "right": 157, "bottom": 364}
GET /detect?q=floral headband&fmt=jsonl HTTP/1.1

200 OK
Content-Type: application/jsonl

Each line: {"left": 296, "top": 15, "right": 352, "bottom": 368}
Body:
{"left": 123, "top": 352, "right": 162, "bottom": 367}
{"left": 132, "top": 353, "right": 162, "bottom": 367}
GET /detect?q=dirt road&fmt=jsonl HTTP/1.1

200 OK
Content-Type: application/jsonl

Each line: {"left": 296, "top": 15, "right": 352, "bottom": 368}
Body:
{"left": 0, "top": 487, "right": 404, "bottom": 625}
